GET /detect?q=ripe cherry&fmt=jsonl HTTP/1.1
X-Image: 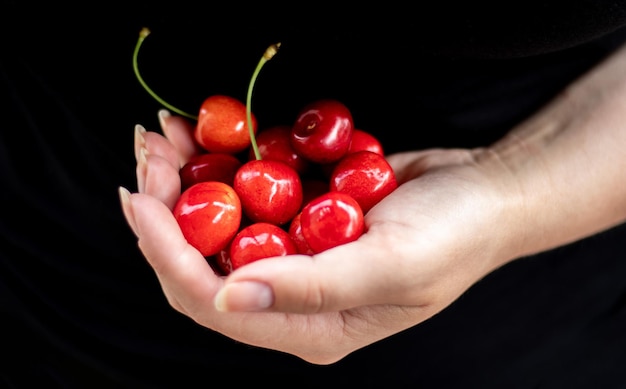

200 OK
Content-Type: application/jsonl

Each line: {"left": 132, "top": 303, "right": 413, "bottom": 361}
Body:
{"left": 249, "top": 125, "right": 310, "bottom": 175}
{"left": 133, "top": 28, "right": 258, "bottom": 152}
{"left": 330, "top": 150, "right": 397, "bottom": 214}
{"left": 232, "top": 44, "right": 304, "bottom": 226}
{"left": 288, "top": 212, "right": 315, "bottom": 255}
{"left": 320, "top": 128, "right": 386, "bottom": 177}
{"left": 213, "top": 215, "right": 256, "bottom": 275}
{"left": 214, "top": 245, "right": 234, "bottom": 275}
{"left": 179, "top": 152, "right": 243, "bottom": 191}
{"left": 290, "top": 99, "right": 354, "bottom": 164}
{"left": 348, "top": 128, "right": 384, "bottom": 155}
{"left": 299, "top": 191, "right": 364, "bottom": 254}
{"left": 233, "top": 159, "right": 303, "bottom": 226}
{"left": 226, "top": 222, "right": 298, "bottom": 272}
{"left": 195, "top": 95, "right": 258, "bottom": 154}
{"left": 172, "top": 181, "right": 242, "bottom": 257}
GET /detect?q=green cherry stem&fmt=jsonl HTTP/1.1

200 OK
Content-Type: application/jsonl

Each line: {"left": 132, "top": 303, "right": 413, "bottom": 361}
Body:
{"left": 246, "top": 42, "right": 281, "bottom": 161}
{"left": 133, "top": 28, "right": 198, "bottom": 120}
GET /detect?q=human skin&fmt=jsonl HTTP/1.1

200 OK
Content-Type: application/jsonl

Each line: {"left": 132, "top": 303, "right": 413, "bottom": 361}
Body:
{"left": 120, "top": 41, "right": 626, "bottom": 365}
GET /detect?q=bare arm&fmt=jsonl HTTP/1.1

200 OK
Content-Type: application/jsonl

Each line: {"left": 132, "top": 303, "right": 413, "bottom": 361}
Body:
{"left": 478, "top": 41, "right": 626, "bottom": 263}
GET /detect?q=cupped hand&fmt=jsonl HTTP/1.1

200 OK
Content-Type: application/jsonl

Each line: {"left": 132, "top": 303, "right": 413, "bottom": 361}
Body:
{"left": 120, "top": 110, "right": 526, "bottom": 364}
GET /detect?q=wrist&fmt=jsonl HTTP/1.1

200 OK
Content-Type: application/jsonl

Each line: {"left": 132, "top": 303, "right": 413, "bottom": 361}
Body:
{"left": 470, "top": 145, "right": 539, "bottom": 265}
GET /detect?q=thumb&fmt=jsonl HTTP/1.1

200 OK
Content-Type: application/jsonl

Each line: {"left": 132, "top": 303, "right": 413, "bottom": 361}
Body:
{"left": 214, "top": 231, "right": 417, "bottom": 313}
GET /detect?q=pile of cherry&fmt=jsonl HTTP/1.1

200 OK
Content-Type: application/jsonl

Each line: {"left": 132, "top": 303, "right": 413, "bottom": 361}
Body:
{"left": 172, "top": 95, "right": 398, "bottom": 275}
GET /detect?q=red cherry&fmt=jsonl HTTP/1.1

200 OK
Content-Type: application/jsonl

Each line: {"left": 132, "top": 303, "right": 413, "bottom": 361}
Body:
{"left": 330, "top": 150, "right": 398, "bottom": 214}
{"left": 299, "top": 191, "right": 364, "bottom": 254}
{"left": 248, "top": 125, "right": 310, "bottom": 174}
{"left": 233, "top": 159, "right": 303, "bottom": 225}
{"left": 195, "top": 95, "right": 258, "bottom": 154}
{"left": 213, "top": 246, "right": 233, "bottom": 275}
{"left": 213, "top": 214, "right": 255, "bottom": 275}
{"left": 227, "top": 222, "right": 298, "bottom": 271}
{"left": 173, "top": 181, "right": 242, "bottom": 257}
{"left": 320, "top": 129, "right": 385, "bottom": 178}
{"left": 290, "top": 99, "right": 354, "bottom": 164}
{"left": 179, "top": 153, "right": 243, "bottom": 191}
{"left": 288, "top": 212, "right": 315, "bottom": 255}
{"left": 348, "top": 129, "right": 384, "bottom": 155}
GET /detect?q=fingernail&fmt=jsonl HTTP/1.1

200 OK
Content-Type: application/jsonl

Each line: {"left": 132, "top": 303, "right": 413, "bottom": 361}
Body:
{"left": 214, "top": 281, "right": 274, "bottom": 312}
{"left": 137, "top": 147, "right": 148, "bottom": 193}
{"left": 158, "top": 109, "right": 171, "bottom": 132}
{"left": 134, "top": 124, "right": 146, "bottom": 161}
{"left": 118, "top": 186, "right": 139, "bottom": 236}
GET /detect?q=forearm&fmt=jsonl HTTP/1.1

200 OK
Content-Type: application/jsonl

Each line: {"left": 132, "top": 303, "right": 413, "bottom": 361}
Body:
{"left": 479, "top": 41, "right": 626, "bottom": 260}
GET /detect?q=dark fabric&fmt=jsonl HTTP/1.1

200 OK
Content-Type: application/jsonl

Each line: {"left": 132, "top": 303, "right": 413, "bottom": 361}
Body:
{"left": 2, "top": 3, "right": 626, "bottom": 388}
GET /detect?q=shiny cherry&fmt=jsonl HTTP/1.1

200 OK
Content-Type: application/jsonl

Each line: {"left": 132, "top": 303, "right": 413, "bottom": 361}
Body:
{"left": 213, "top": 215, "right": 255, "bottom": 275}
{"left": 299, "top": 191, "right": 364, "bottom": 254}
{"left": 195, "top": 95, "right": 258, "bottom": 154}
{"left": 179, "top": 152, "right": 243, "bottom": 191}
{"left": 288, "top": 212, "right": 315, "bottom": 255}
{"left": 330, "top": 150, "right": 397, "bottom": 214}
{"left": 348, "top": 128, "right": 384, "bottom": 155}
{"left": 248, "top": 125, "right": 310, "bottom": 175}
{"left": 133, "top": 32, "right": 257, "bottom": 156}
{"left": 213, "top": 245, "right": 234, "bottom": 275}
{"left": 233, "top": 159, "right": 303, "bottom": 225}
{"left": 290, "top": 99, "right": 354, "bottom": 164}
{"left": 226, "top": 222, "right": 298, "bottom": 271}
{"left": 320, "top": 128, "right": 385, "bottom": 177}
{"left": 173, "top": 181, "right": 242, "bottom": 257}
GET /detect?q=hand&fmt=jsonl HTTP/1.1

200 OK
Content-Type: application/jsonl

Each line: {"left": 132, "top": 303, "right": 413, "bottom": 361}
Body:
{"left": 120, "top": 110, "right": 525, "bottom": 364}
{"left": 122, "top": 40, "right": 626, "bottom": 365}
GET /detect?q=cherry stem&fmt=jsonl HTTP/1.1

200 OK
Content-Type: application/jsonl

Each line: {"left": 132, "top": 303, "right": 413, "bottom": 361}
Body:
{"left": 247, "top": 42, "right": 281, "bottom": 160}
{"left": 133, "top": 28, "right": 198, "bottom": 120}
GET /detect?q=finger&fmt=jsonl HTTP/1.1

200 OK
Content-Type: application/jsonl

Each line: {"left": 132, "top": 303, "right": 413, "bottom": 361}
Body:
{"left": 158, "top": 109, "right": 203, "bottom": 167}
{"left": 128, "top": 192, "right": 222, "bottom": 316}
{"left": 142, "top": 151, "right": 181, "bottom": 210}
{"left": 136, "top": 146, "right": 147, "bottom": 193}
{"left": 135, "top": 124, "right": 180, "bottom": 196}
{"left": 119, "top": 187, "right": 184, "bottom": 313}
{"left": 214, "top": 223, "right": 424, "bottom": 314}
{"left": 134, "top": 124, "right": 179, "bottom": 168}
